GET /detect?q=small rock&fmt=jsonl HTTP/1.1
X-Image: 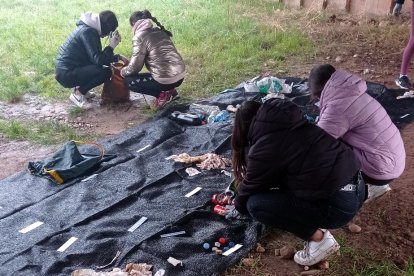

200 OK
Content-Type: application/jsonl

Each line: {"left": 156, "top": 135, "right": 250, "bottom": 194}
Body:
{"left": 301, "top": 269, "right": 321, "bottom": 275}
{"left": 335, "top": 56, "right": 343, "bottom": 63}
{"left": 279, "top": 245, "right": 295, "bottom": 260}
{"left": 407, "top": 232, "right": 414, "bottom": 242}
{"left": 242, "top": 258, "right": 255, "bottom": 267}
{"left": 304, "top": 266, "right": 310, "bottom": 271}
{"left": 363, "top": 69, "right": 370, "bottom": 75}
{"left": 76, "top": 117, "right": 82, "bottom": 121}
{"left": 348, "top": 223, "right": 362, "bottom": 233}
{"left": 274, "top": 249, "right": 280, "bottom": 256}
{"left": 353, "top": 54, "right": 358, "bottom": 58}
{"left": 326, "top": 56, "right": 331, "bottom": 60}
{"left": 318, "top": 260, "right": 329, "bottom": 270}
{"left": 256, "top": 243, "right": 266, "bottom": 253}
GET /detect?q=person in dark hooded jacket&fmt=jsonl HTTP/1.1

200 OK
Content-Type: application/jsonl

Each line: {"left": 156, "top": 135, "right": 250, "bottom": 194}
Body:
{"left": 231, "top": 99, "right": 365, "bottom": 266}
{"left": 55, "top": 10, "right": 126, "bottom": 109}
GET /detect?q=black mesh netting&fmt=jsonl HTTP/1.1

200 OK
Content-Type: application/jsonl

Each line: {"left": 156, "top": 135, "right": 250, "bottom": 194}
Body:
{"left": 0, "top": 78, "right": 412, "bottom": 275}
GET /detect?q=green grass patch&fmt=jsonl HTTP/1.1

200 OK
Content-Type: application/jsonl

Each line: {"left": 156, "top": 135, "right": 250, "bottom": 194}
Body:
{"left": 0, "top": 119, "right": 87, "bottom": 145}
{"left": 0, "top": 0, "right": 312, "bottom": 102}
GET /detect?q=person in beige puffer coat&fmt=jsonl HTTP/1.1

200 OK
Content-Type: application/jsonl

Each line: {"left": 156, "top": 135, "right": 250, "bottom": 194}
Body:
{"left": 121, "top": 10, "right": 186, "bottom": 109}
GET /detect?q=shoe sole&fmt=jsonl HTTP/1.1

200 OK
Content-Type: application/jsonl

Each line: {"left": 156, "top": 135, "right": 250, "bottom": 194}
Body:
{"left": 294, "top": 242, "right": 340, "bottom": 266}
{"left": 395, "top": 79, "right": 410, "bottom": 90}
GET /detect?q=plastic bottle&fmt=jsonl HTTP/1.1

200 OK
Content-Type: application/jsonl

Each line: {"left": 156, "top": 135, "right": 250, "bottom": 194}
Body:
{"left": 207, "top": 110, "right": 230, "bottom": 123}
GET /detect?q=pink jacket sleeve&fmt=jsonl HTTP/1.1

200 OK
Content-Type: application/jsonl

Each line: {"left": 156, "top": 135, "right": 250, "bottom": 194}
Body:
{"left": 317, "top": 103, "right": 350, "bottom": 139}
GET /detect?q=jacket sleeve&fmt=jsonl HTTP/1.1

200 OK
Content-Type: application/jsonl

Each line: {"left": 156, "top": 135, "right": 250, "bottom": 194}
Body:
{"left": 121, "top": 37, "right": 146, "bottom": 77}
{"left": 234, "top": 147, "right": 282, "bottom": 214}
{"left": 80, "top": 28, "right": 118, "bottom": 66}
{"left": 317, "top": 103, "right": 349, "bottom": 139}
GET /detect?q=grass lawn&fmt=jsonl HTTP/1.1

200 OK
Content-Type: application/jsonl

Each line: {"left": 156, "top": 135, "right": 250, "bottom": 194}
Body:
{"left": 0, "top": 0, "right": 313, "bottom": 102}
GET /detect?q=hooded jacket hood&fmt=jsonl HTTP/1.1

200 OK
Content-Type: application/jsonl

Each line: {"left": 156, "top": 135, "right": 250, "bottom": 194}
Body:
{"left": 249, "top": 99, "right": 306, "bottom": 143}
{"left": 80, "top": 12, "right": 101, "bottom": 36}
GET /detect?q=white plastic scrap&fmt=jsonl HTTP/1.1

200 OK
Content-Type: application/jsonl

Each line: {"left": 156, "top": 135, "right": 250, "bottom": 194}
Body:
{"left": 167, "top": 257, "right": 183, "bottom": 267}
{"left": 397, "top": 90, "right": 414, "bottom": 99}
{"left": 154, "top": 269, "right": 166, "bottom": 276}
{"left": 185, "top": 167, "right": 201, "bottom": 177}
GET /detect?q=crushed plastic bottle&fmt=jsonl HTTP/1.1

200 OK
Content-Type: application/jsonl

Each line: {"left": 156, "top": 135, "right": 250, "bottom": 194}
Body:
{"left": 170, "top": 111, "right": 205, "bottom": 125}
{"left": 189, "top": 103, "right": 220, "bottom": 116}
{"left": 207, "top": 110, "right": 230, "bottom": 123}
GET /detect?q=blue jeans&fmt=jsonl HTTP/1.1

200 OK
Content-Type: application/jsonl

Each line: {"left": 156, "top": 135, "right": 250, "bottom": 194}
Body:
{"left": 246, "top": 173, "right": 365, "bottom": 240}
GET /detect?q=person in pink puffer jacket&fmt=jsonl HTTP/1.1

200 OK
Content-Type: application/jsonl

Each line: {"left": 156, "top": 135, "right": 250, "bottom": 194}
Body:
{"left": 309, "top": 64, "right": 406, "bottom": 201}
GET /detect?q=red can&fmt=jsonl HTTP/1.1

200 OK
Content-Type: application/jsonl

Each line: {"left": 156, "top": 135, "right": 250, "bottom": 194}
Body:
{"left": 212, "top": 193, "right": 233, "bottom": 206}
{"left": 213, "top": 205, "right": 228, "bottom": 216}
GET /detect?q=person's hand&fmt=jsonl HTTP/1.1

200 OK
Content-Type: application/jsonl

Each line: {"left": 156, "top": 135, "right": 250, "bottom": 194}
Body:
{"left": 224, "top": 205, "right": 250, "bottom": 220}
{"left": 109, "top": 30, "right": 121, "bottom": 49}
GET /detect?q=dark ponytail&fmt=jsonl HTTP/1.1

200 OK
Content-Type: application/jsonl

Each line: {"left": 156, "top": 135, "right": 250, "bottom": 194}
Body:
{"left": 129, "top": 10, "right": 173, "bottom": 37}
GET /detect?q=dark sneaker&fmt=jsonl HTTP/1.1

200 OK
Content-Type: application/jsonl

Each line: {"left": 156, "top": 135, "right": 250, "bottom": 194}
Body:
{"left": 395, "top": 76, "right": 411, "bottom": 90}
{"left": 393, "top": 3, "right": 402, "bottom": 16}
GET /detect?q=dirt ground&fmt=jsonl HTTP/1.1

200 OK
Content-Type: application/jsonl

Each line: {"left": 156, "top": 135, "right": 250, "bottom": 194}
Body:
{"left": 0, "top": 11, "right": 413, "bottom": 275}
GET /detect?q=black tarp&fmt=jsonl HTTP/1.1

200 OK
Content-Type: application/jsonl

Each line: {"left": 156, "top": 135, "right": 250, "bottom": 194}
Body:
{"left": 0, "top": 79, "right": 412, "bottom": 275}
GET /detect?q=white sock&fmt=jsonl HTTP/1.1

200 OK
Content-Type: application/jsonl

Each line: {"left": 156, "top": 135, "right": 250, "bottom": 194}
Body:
{"left": 400, "top": 74, "right": 407, "bottom": 78}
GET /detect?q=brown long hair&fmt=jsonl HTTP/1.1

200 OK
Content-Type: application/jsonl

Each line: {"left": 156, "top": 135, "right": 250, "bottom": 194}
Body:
{"left": 231, "top": 101, "right": 261, "bottom": 182}
{"left": 129, "top": 10, "right": 173, "bottom": 37}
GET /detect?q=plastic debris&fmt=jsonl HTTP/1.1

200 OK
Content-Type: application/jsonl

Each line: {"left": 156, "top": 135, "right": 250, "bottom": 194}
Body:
{"left": 222, "top": 244, "right": 243, "bottom": 256}
{"left": 219, "top": 237, "right": 226, "bottom": 245}
{"left": 154, "top": 269, "right": 165, "bottom": 276}
{"left": 169, "top": 153, "right": 231, "bottom": 170}
{"left": 167, "top": 257, "right": 183, "bottom": 267}
{"left": 185, "top": 167, "right": 201, "bottom": 177}
{"left": 214, "top": 241, "right": 221, "bottom": 247}
{"left": 207, "top": 110, "right": 230, "bottom": 123}
{"left": 160, "top": 231, "right": 186, "bottom": 238}
{"left": 125, "top": 263, "right": 153, "bottom": 275}
{"left": 170, "top": 111, "right": 205, "bottom": 125}
{"left": 189, "top": 103, "right": 220, "bottom": 116}
{"left": 96, "top": 251, "right": 121, "bottom": 269}
{"left": 203, "top": 243, "right": 210, "bottom": 250}
{"left": 184, "top": 187, "right": 202, "bottom": 198}
{"left": 71, "top": 268, "right": 127, "bottom": 276}
{"left": 396, "top": 90, "right": 414, "bottom": 99}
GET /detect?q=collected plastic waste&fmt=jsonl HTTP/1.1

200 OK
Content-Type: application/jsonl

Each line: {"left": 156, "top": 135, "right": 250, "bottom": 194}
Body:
{"left": 189, "top": 103, "right": 220, "bottom": 116}
{"left": 170, "top": 111, "right": 205, "bottom": 125}
{"left": 207, "top": 110, "right": 230, "bottom": 123}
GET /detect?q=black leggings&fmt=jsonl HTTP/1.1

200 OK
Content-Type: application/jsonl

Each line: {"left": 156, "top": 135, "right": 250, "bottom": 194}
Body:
{"left": 246, "top": 176, "right": 365, "bottom": 240}
{"left": 124, "top": 73, "right": 183, "bottom": 98}
{"left": 361, "top": 172, "right": 393, "bottom": 186}
{"left": 55, "top": 65, "right": 112, "bottom": 95}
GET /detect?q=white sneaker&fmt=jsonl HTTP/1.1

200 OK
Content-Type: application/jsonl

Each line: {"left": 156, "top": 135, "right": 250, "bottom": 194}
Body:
{"left": 70, "top": 92, "right": 92, "bottom": 109}
{"left": 294, "top": 230, "right": 340, "bottom": 266}
{"left": 366, "top": 184, "right": 391, "bottom": 202}
{"left": 84, "top": 91, "right": 96, "bottom": 100}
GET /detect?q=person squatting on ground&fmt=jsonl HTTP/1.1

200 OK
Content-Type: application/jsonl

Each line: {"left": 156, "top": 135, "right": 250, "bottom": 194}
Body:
{"left": 231, "top": 99, "right": 365, "bottom": 266}
{"left": 55, "top": 11, "right": 125, "bottom": 109}
{"left": 309, "top": 64, "right": 406, "bottom": 201}
{"left": 120, "top": 10, "right": 186, "bottom": 109}
{"left": 396, "top": 0, "right": 414, "bottom": 89}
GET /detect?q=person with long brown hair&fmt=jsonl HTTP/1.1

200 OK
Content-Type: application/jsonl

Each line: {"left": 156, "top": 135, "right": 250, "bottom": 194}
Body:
{"left": 231, "top": 98, "right": 364, "bottom": 266}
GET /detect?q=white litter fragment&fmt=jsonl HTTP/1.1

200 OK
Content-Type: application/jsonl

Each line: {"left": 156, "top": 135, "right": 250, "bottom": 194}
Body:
{"left": 397, "top": 90, "right": 414, "bottom": 99}
{"left": 222, "top": 244, "right": 243, "bottom": 256}
{"left": 167, "top": 257, "right": 183, "bottom": 267}
{"left": 400, "top": 114, "right": 410, "bottom": 119}
{"left": 19, "top": 221, "right": 44, "bottom": 234}
{"left": 185, "top": 187, "right": 202, "bottom": 198}
{"left": 96, "top": 251, "right": 121, "bottom": 269}
{"left": 165, "top": 155, "right": 175, "bottom": 160}
{"left": 136, "top": 144, "right": 151, "bottom": 153}
{"left": 185, "top": 167, "right": 201, "bottom": 177}
{"left": 128, "top": 217, "right": 148, "bottom": 232}
{"left": 81, "top": 174, "right": 98, "bottom": 182}
{"left": 160, "top": 231, "right": 186, "bottom": 238}
{"left": 57, "top": 237, "right": 78, "bottom": 252}
{"left": 154, "top": 269, "right": 166, "bottom": 276}
{"left": 221, "top": 170, "right": 232, "bottom": 177}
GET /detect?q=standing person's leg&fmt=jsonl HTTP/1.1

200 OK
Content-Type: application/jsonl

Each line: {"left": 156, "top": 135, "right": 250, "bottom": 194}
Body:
{"left": 397, "top": 2, "right": 414, "bottom": 88}
{"left": 394, "top": 0, "right": 405, "bottom": 16}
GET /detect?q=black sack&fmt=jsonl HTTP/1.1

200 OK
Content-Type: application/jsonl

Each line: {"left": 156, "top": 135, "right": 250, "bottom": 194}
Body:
{"left": 28, "top": 141, "right": 113, "bottom": 184}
